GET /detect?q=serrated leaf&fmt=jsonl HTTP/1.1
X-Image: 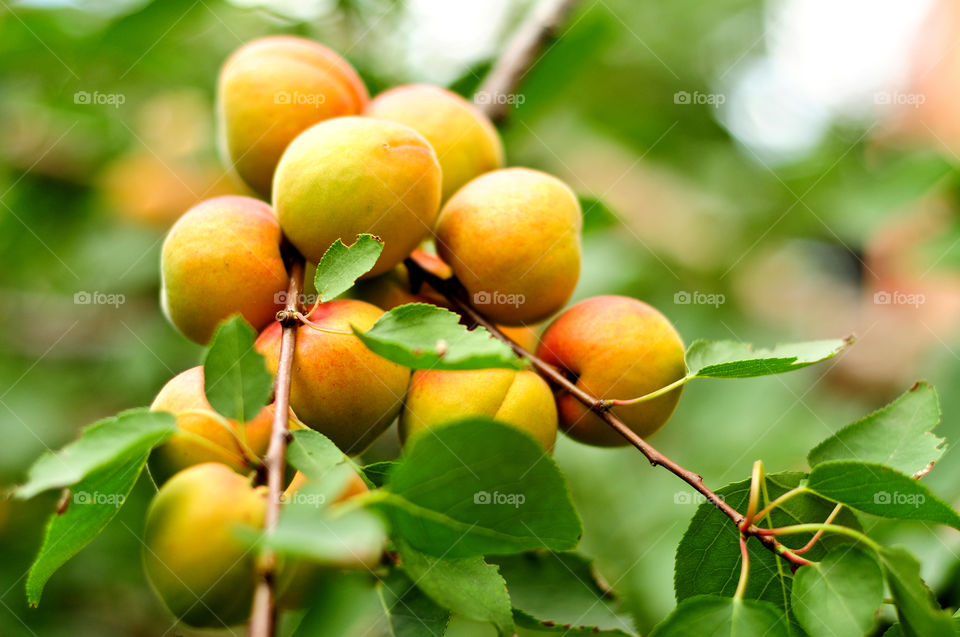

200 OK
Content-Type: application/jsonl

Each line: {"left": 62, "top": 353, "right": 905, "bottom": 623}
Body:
{"left": 492, "top": 552, "right": 635, "bottom": 635}
{"left": 685, "top": 338, "right": 849, "bottom": 379}
{"left": 808, "top": 382, "right": 945, "bottom": 476}
{"left": 27, "top": 451, "right": 147, "bottom": 605}
{"left": 203, "top": 315, "right": 273, "bottom": 422}
{"left": 355, "top": 303, "right": 523, "bottom": 370}
{"left": 791, "top": 545, "right": 883, "bottom": 637}
{"left": 314, "top": 234, "right": 384, "bottom": 302}
{"left": 675, "top": 471, "right": 860, "bottom": 628}
{"left": 806, "top": 461, "right": 960, "bottom": 529}
{"left": 14, "top": 409, "right": 175, "bottom": 500}
{"left": 379, "top": 568, "right": 451, "bottom": 637}
{"left": 879, "top": 546, "right": 955, "bottom": 637}
{"left": 649, "top": 595, "right": 790, "bottom": 637}
{"left": 397, "top": 540, "right": 513, "bottom": 637}
{"left": 376, "top": 417, "right": 581, "bottom": 558}
{"left": 287, "top": 429, "right": 345, "bottom": 481}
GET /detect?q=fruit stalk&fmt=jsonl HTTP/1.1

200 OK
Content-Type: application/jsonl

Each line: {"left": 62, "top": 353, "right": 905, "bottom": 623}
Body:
{"left": 403, "top": 256, "right": 805, "bottom": 565}
{"left": 249, "top": 258, "right": 304, "bottom": 637}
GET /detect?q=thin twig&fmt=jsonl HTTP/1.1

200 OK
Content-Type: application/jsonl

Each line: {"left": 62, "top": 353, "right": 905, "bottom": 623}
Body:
{"left": 474, "top": 0, "right": 582, "bottom": 124}
{"left": 249, "top": 258, "right": 304, "bottom": 637}
{"left": 402, "top": 257, "right": 805, "bottom": 565}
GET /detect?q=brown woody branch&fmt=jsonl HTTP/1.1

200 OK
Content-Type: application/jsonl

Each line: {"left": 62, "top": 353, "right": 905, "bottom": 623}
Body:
{"left": 475, "top": 0, "right": 581, "bottom": 124}
{"left": 249, "top": 258, "right": 304, "bottom": 637}
{"left": 403, "top": 256, "right": 806, "bottom": 565}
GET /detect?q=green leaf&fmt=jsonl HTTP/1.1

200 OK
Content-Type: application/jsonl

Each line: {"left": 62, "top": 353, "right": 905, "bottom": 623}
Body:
{"left": 675, "top": 472, "right": 860, "bottom": 624}
{"left": 379, "top": 568, "right": 451, "bottom": 637}
{"left": 354, "top": 303, "right": 523, "bottom": 370}
{"left": 202, "top": 315, "right": 273, "bottom": 422}
{"left": 879, "top": 546, "right": 954, "bottom": 637}
{"left": 808, "top": 382, "right": 945, "bottom": 476}
{"left": 287, "top": 429, "right": 346, "bottom": 481}
{"left": 790, "top": 545, "right": 883, "bottom": 637}
{"left": 27, "top": 451, "right": 148, "bottom": 605}
{"left": 685, "top": 338, "right": 849, "bottom": 379}
{"left": 361, "top": 461, "right": 397, "bottom": 488}
{"left": 256, "top": 483, "right": 387, "bottom": 567}
{"left": 649, "top": 596, "right": 790, "bottom": 637}
{"left": 14, "top": 409, "right": 175, "bottom": 500}
{"left": 397, "top": 540, "right": 513, "bottom": 637}
{"left": 293, "top": 573, "right": 384, "bottom": 637}
{"left": 376, "top": 417, "right": 581, "bottom": 557}
{"left": 492, "top": 552, "right": 635, "bottom": 635}
{"left": 806, "top": 461, "right": 960, "bottom": 529}
{"left": 313, "top": 234, "right": 384, "bottom": 302}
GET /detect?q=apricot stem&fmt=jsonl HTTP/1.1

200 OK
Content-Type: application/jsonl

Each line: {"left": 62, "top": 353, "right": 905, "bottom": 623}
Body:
{"left": 249, "top": 258, "right": 304, "bottom": 637}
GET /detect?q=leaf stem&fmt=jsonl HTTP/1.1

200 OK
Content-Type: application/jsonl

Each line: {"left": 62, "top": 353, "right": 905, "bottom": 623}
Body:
{"left": 249, "top": 258, "right": 304, "bottom": 637}
{"left": 760, "top": 523, "right": 882, "bottom": 553}
{"left": 793, "top": 504, "right": 843, "bottom": 555}
{"left": 602, "top": 376, "right": 691, "bottom": 407}
{"left": 740, "top": 460, "right": 764, "bottom": 531}
{"left": 294, "top": 311, "right": 351, "bottom": 336}
{"left": 749, "top": 486, "right": 809, "bottom": 526}
{"left": 734, "top": 535, "right": 750, "bottom": 600}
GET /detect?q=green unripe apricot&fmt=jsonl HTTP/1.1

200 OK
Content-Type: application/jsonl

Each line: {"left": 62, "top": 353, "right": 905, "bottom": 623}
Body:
{"left": 400, "top": 368, "right": 558, "bottom": 450}
{"left": 272, "top": 116, "right": 442, "bottom": 275}
{"left": 143, "top": 463, "right": 266, "bottom": 628}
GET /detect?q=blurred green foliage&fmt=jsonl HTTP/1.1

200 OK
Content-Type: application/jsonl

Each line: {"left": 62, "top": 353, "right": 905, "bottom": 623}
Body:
{"left": 2, "top": 0, "right": 959, "bottom": 635}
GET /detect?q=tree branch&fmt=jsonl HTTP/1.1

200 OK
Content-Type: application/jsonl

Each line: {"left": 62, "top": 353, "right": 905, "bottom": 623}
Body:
{"left": 249, "top": 258, "right": 304, "bottom": 637}
{"left": 475, "top": 0, "right": 582, "bottom": 124}
{"left": 403, "top": 257, "right": 807, "bottom": 566}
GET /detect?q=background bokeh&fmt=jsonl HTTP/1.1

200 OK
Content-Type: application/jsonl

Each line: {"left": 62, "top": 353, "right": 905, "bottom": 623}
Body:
{"left": 2, "top": 0, "right": 960, "bottom": 635}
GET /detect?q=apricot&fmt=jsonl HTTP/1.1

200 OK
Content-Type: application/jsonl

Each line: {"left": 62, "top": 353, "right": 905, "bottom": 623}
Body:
{"left": 255, "top": 299, "right": 410, "bottom": 453}
{"left": 400, "top": 368, "right": 557, "bottom": 450}
{"left": 272, "top": 117, "right": 442, "bottom": 274}
{"left": 148, "top": 366, "right": 273, "bottom": 485}
{"left": 160, "top": 195, "right": 287, "bottom": 344}
{"left": 366, "top": 84, "right": 504, "bottom": 201}
{"left": 434, "top": 168, "right": 582, "bottom": 325}
{"left": 217, "top": 36, "right": 368, "bottom": 197}
{"left": 143, "top": 463, "right": 266, "bottom": 628}
{"left": 537, "top": 296, "right": 686, "bottom": 447}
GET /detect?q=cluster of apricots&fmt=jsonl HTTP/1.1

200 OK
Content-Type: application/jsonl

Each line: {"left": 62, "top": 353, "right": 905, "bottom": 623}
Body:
{"left": 145, "top": 35, "right": 687, "bottom": 627}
